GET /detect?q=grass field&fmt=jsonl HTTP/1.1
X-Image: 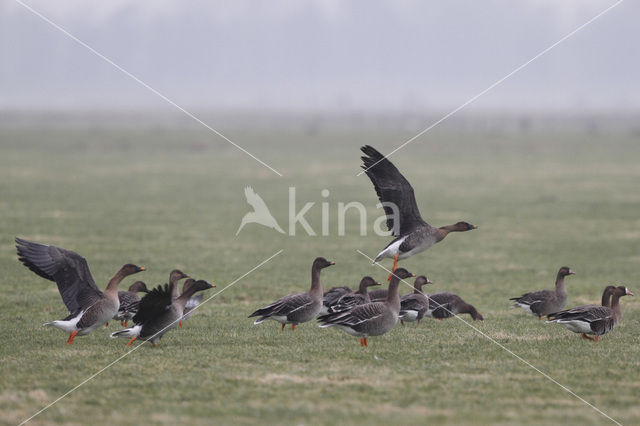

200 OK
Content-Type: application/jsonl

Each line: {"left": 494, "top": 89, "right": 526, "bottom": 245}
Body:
{"left": 1, "top": 115, "right": 639, "bottom": 425}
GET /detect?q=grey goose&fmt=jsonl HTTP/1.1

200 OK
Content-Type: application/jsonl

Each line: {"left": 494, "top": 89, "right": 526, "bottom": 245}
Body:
{"left": 111, "top": 278, "right": 214, "bottom": 346}
{"left": 510, "top": 266, "right": 575, "bottom": 319}
{"left": 16, "top": 238, "right": 145, "bottom": 344}
{"left": 318, "top": 268, "right": 415, "bottom": 346}
{"left": 360, "top": 145, "right": 476, "bottom": 279}
{"left": 427, "top": 292, "right": 484, "bottom": 321}
{"left": 114, "top": 281, "right": 149, "bottom": 327}
{"left": 325, "top": 276, "right": 381, "bottom": 314}
{"left": 399, "top": 275, "right": 433, "bottom": 325}
{"left": 547, "top": 285, "right": 631, "bottom": 341}
{"left": 249, "top": 257, "right": 334, "bottom": 331}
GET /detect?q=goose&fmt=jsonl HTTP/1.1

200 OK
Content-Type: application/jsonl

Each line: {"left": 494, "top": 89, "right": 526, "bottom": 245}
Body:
{"left": 249, "top": 257, "right": 334, "bottom": 331}
{"left": 360, "top": 145, "right": 476, "bottom": 279}
{"left": 427, "top": 292, "right": 484, "bottom": 321}
{"left": 179, "top": 278, "right": 206, "bottom": 327}
{"left": 510, "top": 266, "right": 575, "bottom": 319}
{"left": 15, "top": 238, "right": 145, "bottom": 344}
{"left": 547, "top": 285, "right": 630, "bottom": 341}
{"left": 399, "top": 275, "right": 433, "bottom": 325}
{"left": 318, "top": 268, "right": 415, "bottom": 346}
{"left": 168, "top": 269, "right": 190, "bottom": 300}
{"left": 114, "top": 281, "right": 149, "bottom": 326}
{"left": 110, "top": 279, "right": 214, "bottom": 346}
{"left": 325, "top": 277, "right": 381, "bottom": 314}
{"left": 321, "top": 286, "right": 352, "bottom": 315}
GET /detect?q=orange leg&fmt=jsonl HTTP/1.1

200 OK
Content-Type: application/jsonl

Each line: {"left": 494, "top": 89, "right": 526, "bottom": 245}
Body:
{"left": 281, "top": 323, "right": 286, "bottom": 332}
{"left": 126, "top": 336, "right": 136, "bottom": 346}
{"left": 104, "top": 322, "right": 109, "bottom": 327}
{"left": 66, "top": 330, "right": 78, "bottom": 345}
{"left": 387, "top": 254, "right": 399, "bottom": 281}
{"left": 291, "top": 324, "right": 296, "bottom": 331}
{"left": 179, "top": 321, "right": 183, "bottom": 328}
{"left": 364, "top": 337, "right": 368, "bottom": 347}
{"left": 152, "top": 343, "right": 158, "bottom": 347}
{"left": 594, "top": 335, "right": 599, "bottom": 341}
{"left": 360, "top": 337, "right": 364, "bottom": 347}
{"left": 124, "top": 320, "right": 128, "bottom": 327}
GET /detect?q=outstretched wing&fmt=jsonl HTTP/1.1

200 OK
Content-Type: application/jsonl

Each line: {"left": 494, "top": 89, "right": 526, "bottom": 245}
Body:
{"left": 16, "top": 238, "right": 102, "bottom": 313}
{"left": 133, "top": 284, "right": 173, "bottom": 325}
{"left": 360, "top": 145, "right": 427, "bottom": 236}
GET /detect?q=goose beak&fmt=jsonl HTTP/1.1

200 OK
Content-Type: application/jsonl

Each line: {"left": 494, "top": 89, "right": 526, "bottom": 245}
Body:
{"left": 568, "top": 270, "right": 576, "bottom": 275}
{"left": 211, "top": 283, "right": 216, "bottom": 288}
{"left": 626, "top": 289, "right": 634, "bottom": 296}
{"left": 411, "top": 273, "right": 416, "bottom": 277}
{"left": 376, "top": 282, "right": 381, "bottom": 286}
{"left": 139, "top": 266, "right": 146, "bottom": 271}
{"left": 472, "top": 225, "right": 478, "bottom": 229}
{"left": 329, "top": 262, "right": 335, "bottom": 265}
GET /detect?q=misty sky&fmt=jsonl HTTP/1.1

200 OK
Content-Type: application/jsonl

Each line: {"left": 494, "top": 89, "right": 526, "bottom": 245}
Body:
{"left": 1, "top": 0, "right": 638, "bottom": 112}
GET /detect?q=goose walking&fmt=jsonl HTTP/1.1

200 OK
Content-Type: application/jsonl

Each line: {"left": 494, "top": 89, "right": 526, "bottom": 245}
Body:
{"left": 360, "top": 145, "right": 476, "bottom": 279}
{"left": 249, "top": 257, "right": 334, "bottom": 331}
{"left": 111, "top": 279, "right": 214, "bottom": 346}
{"left": 510, "top": 266, "right": 575, "bottom": 319}
{"left": 16, "top": 238, "right": 145, "bottom": 344}
{"left": 318, "top": 268, "right": 415, "bottom": 346}
{"left": 399, "top": 275, "right": 433, "bottom": 325}
{"left": 547, "top": 286, "right": 631, "bottom": 341}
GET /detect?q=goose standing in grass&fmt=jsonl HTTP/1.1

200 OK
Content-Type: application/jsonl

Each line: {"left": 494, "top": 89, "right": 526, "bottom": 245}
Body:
{"left": 510, "top": 266, "right": 575, "bottom": 319}
{"left": 169, "top": 269, "right": 190, "bottom": 300}
{"left": 325, "top": 277, "right": 381, "bottom": 314}
{"left": 111, "top": 279, "right": 214, "bottom": 346}
{"left": 427, "top": 292, "right": 484, "bottom": 321}
{"left": 399, "top": 275, "right": 433, "bottom": 325}
{"left": 114, "top": 281, "right": 149, "bottom": 327}
{"left": 318, "top": 268, "right": 415, "bottom": 347}
{"left": 180, "top": 278, "right": 206, "bottom": 327}
{"left": 249, "top": 257, "right": 334, "bottom": 331}
{"left": 15, "top": 238, "right": 145, "bottom": 345}
{"left": 547, "top": 285, "right": 630, "bottom": 341}
{"left": 360, "top": 145, "right": 476, "bottom": 279}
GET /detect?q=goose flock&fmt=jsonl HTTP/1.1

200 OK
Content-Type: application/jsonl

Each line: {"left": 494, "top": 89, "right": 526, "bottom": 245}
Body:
{"left": 15, "top": 146, "right": 633, "bottom": 347}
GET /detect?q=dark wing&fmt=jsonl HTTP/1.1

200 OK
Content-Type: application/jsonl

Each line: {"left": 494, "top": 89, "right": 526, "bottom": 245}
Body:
{"left": 249, "top": 292, "right": 312, "bottom": 319}
{"left": 323, "top": 286, "right": 352, "bottom": 306}
{"left": 328, "top": 293, "right": 367, "bottom": 313}
{"left": 319, "top": 302, "right": 386, "bottom": 326}
{"left": 133, "top": 284, "right": 172, "bottom": 325}
{"left": 117, "top": 291, "right": 141, "bottom": 314}
{"left": 427, "top": 293, "right": 455, "bottom": 318}
{"left": 510, "top": 290, "right": 553, "bottom": 312}
{"left": 400, "top": 294, "right": 428, "bottom": 313}
{"left": 360, "top": 145, "right": 427, "bottom": 236}
{"left": 16, "top": 238, "right": 102, "bottom": 313}
{"left": 548, "top": 305, "right": 613, "bottom": 323}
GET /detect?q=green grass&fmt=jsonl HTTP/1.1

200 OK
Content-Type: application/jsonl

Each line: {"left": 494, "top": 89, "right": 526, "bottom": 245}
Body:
{"left": 1, "top": 118, "right": 639, "bottom": 425}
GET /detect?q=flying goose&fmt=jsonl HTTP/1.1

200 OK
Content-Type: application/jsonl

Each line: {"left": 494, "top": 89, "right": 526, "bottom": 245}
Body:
{"left": 510, "top": 266, "right": 575, "bottom": 319}
{"left": 110, "top": 279, "right": 214, "bottom": 346}
{"left": 325, "top": 277, "right": 381, "bottom": 314}
{"left": 427, "top": 292, "right": 484, "bottom": 321}
{"left": 114, "top": 281, "right": 149, "bottom": 327}
{"left": 547, "top": 286, "right": 632, "bottom": 341}
{"left": 360, "top": 145, "right": 476, "bottom": 278}
{"left": 318, "top": 268, "right": 415, "bottom": 346}
{"left": 399, "top": 275, "right": 433, "bottom": 325}
{"left": 15, "top": 238, "right": 145, "bottom": 344}
{"left": 249, "top": 257, "right": 334, "bottom": 330}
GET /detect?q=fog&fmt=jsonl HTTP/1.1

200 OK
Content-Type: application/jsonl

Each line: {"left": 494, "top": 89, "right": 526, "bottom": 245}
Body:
{"left": 1, "top": 0, "right": 637, "bottom": 112}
